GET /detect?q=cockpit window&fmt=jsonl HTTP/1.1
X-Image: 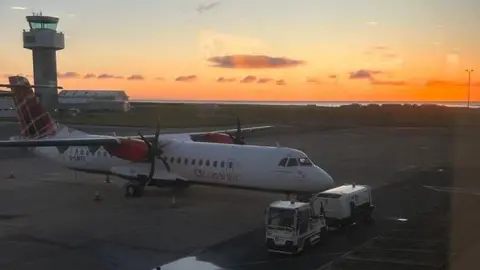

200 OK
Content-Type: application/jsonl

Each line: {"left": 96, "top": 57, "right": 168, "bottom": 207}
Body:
{"left": 287, "top": 158, "right": 298, "bottom": 167}
{"left": 298, "top": 158, "right": 313, "bottom": 166}
{"left": 278, "top": 158, "right": 287, "bottom": 167}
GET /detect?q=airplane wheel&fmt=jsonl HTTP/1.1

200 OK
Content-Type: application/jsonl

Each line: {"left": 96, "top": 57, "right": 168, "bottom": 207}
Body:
{"left": 125, "top": 183, "right": 144, "bottom": 197}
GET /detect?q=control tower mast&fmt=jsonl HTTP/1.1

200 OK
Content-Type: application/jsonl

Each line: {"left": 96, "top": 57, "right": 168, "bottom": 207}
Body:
{"left": 23, "top": 12, "right": 65, "bottom": 111}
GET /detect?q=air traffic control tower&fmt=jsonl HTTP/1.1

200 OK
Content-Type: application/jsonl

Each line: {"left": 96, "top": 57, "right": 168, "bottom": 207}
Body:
{"left": 23, "top": 13, "right": 65, "bottom": 110}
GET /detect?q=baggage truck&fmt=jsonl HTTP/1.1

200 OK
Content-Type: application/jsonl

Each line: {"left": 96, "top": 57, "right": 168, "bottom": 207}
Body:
{"left": 312, "top": 184, "right": 374, "bottom": 228}
{"left": 265, "top": 201, "right": 328, "bottom": 254}
{"left": 264, "top": 184, "right": 374, "bottom": 254}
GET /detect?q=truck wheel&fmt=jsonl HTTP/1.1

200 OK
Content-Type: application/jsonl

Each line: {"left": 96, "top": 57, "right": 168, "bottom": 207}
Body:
{"left": 364, "top": 213, "right": 373, "bottom": 224}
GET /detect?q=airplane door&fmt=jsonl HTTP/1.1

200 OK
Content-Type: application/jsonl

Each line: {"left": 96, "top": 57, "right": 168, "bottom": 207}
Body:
{"left": 225, "top": 159, "right": 238, "bottom": 182}
{"left": 226, "top": 159, "right": 234, "bottom": 174}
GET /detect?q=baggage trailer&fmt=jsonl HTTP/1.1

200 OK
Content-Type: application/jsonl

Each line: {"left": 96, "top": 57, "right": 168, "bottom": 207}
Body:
{"left": 265, "top": 201, "right": 328, "bottom": 254}
{"left": 312, "top": 184, "right": 375, "bottom": 228}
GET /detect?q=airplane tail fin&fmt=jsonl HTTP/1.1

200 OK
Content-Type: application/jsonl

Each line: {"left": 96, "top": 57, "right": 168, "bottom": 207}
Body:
{"left": 0, "top": 76, "right": 61, "bottom": 139}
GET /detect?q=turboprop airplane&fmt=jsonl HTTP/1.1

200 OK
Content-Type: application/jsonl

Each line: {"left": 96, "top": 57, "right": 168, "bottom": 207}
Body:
{"left": 0, "top": 76, "right": 334, "bottom": 200}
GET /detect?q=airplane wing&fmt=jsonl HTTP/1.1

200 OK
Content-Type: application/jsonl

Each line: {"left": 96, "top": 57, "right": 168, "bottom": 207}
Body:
{"left": 0, "top": 125, "right": 275, "bottom": 147}
{"left": 127, "top": 125, "right": 275, "bottom": 142}
{"left": 0, "top": 137, "right": 122, "bottom": 147}
{"left": 210, "top": 125, "right": 274, "bottom": 134}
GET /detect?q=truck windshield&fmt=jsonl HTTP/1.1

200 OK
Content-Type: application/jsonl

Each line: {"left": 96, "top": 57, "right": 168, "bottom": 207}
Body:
{"left": 267, "top": 207, "right": 295, "bottom": 227}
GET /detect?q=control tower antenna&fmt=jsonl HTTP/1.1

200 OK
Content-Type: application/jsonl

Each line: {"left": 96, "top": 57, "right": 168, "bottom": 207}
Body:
{"left": 23, "top": 13, "right": 65, "bottom": 111}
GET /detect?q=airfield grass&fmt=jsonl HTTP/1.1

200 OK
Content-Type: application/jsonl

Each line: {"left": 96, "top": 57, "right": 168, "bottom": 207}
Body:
{"left": 1, "top": 102, "right": 480, "bottom": 128}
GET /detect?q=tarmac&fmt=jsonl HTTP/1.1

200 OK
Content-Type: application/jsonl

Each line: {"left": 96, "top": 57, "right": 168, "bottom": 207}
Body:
{"left": 0, "top": 121, "right": 479, "bottom": 270}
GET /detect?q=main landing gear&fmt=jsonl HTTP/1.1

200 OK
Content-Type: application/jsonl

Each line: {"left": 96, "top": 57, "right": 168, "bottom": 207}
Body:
{"left": 124, "top": 180, "right": 145, "bottom": 197}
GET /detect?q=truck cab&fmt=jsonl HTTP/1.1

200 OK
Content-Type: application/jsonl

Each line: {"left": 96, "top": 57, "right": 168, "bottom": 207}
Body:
{"left": 265, "top": 201, "right": 328, "bottom": 254}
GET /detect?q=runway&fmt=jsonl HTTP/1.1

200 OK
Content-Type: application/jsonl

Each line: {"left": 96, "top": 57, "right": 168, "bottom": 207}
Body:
{"left": 0, "top": 122, "right": 479, "bottom": 270}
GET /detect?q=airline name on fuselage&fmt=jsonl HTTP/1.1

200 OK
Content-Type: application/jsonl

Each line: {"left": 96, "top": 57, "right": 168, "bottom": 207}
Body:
{"left": 194, "top": 168, "right": 239, "bottom": 181}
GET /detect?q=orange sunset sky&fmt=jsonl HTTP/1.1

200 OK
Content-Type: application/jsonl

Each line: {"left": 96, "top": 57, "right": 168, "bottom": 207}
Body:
{"left": 1, "top": 0, "right": 479, "bottom": 101}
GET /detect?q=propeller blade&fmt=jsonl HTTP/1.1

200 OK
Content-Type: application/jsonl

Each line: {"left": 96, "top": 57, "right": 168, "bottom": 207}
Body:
{"left": 236, "top": 116, "right": 242, "bottom": 137}
{"left": 148, "top": 157, "right": 155, "bottom": 180}
{"left": 159, "top": 156, "right": 171, "bottom": 172}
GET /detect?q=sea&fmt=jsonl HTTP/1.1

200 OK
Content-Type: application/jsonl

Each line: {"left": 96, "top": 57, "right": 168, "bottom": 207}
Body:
{"left": 132, "top": 99, "right": 479, "bottom": 108}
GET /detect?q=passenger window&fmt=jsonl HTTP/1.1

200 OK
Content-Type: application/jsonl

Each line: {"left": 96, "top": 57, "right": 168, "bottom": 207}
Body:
{"left": 177, "top": 157, "right": 181, "bottom": 164}
{"left": 199, "top": 159, "right": 203, "bottom": 166}
{"left": 184, "top": 158, "right": 188, "bottom": 165}
{"left": 213, "top": 161, "right": 217, "bottom": 167}
{"left": 170, "top": 157, "right": 174, "bottom": 163}
{"left": 228, "top": 161, "right": 233, "bottom": 169}
{"left": 278, "top": 158, "right": 287, "bottom": 167}
{"left": 206, "top": 160, "right": 210, "bottom": 166}
{"left": 192, "top": 159, "right": 196, "bottom": 165}
{"left": 287, "top": 158, "right": 299, "bottom": 167}
{"left": 221, "top": 161, "right": 225, "bottom": 168}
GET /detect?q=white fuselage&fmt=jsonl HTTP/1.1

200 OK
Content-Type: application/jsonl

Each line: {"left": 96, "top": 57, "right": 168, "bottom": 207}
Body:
{"left": 31, "top": 138, "right": 334, "bottom": 193}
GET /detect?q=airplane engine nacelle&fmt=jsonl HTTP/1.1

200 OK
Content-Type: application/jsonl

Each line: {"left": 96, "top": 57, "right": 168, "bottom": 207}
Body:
{"left": 204, "top": 133, "right": 234, "bottom": 144}
{"left": 105, "top": 139, "right": 149, "bottom": 162}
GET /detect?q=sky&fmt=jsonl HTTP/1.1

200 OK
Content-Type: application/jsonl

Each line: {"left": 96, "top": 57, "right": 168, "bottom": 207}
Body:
{"left": 0, "top": 0, "right": 479, "bottom": 101}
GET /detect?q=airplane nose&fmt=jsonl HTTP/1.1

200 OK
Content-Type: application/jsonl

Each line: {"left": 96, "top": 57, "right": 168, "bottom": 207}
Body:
{"left": 313, "top": 166, "right": 334, "bottom": 190}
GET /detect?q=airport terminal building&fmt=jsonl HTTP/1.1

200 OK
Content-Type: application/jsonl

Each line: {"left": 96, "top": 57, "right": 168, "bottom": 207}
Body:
{"left": 0, "top": 89, "right": 131, "bottom": 113}
{"left": 58, "top": 90, "right": 131, "bottom": 112}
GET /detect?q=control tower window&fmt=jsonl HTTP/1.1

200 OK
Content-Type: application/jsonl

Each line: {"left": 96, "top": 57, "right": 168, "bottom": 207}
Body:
{"left": 29, "top": 22, "right": 42, "bottom": 29}
{"left": 43, "top": 22, "right": 57, "bottom": 30}
{"left": 29, "top": 22, "right": 57, "bottom": 30}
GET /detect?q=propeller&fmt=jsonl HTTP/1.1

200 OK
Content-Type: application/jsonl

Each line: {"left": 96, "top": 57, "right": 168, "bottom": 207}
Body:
{"left": 226, "top": 116, "right": 246, "bottom": 145}
{"left": 137, "top": 117, "right": 170, "bottom": 186}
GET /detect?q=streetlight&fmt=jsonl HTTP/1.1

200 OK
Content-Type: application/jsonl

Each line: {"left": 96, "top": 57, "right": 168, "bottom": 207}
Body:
{"left": 466, "top": 69, "right": 474, "bottom": 108}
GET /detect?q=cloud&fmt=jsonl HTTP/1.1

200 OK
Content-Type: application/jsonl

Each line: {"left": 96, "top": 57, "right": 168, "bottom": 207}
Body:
{"left": 196, "top": 2, "right": 220, "bottom": 14}
{"left": 328, "top": 75, "right": 337, "bottom": 79}
{"left": 216, "top": 77, "right": 236, "bottom": 82}
{"left": 349, "top": 69, "right": 383, "bottom": 79}
{"left": 97, "top": 73, "right": 123, "bottom": 79}
{"left": 276, "top": 79, "right": 286, "bottom": 86}
{"left": 208, "top": 55, "right": 305, "bottom": 69}
{"left": 383, "top": 53, "right": 397, "bottom": 59}
{"left": 127, "top": 74, "right": 145, "bottom": 80}
{"left": 240, "top": 75, "right": 257, "bottom": 83}
{"left": 306, "top": 77, "right": 321, "bottom": 84}
{"left": 83, "top": 73, "right": 96, "bottom": 79}
{"left": 371, "top": 80, "right": 407, "bottom": 86}
{"left": 155, "top": 77, "right": 165, "bottom": 81}
{"left": 10, "top": 6, "right": 27, "bottom": 10}
{"left": 175, "top": 75, "right": 197, "bottom": 82}
{"left": 199, "top": 30, "right": 269, "bottom": 59}
{"left": 257, "top": 78, "right": 273, "bottom": 84}
{"left": 58, "top": 72, "right": 80, "bottom": 79}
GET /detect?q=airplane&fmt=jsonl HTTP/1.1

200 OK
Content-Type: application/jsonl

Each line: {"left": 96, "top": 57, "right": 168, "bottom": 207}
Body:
{"left": 0, "top": 76, "right": 334, "bottom": 201}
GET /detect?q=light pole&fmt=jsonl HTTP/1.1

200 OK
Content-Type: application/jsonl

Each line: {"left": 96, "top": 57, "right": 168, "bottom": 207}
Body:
{"left": 466, "top": 69, "right": 474, "bottom": 108}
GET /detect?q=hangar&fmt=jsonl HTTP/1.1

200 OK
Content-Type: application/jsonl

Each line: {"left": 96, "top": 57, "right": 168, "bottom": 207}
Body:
{"left": 58, "top": 90, "right": 131, "bottom": 112}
